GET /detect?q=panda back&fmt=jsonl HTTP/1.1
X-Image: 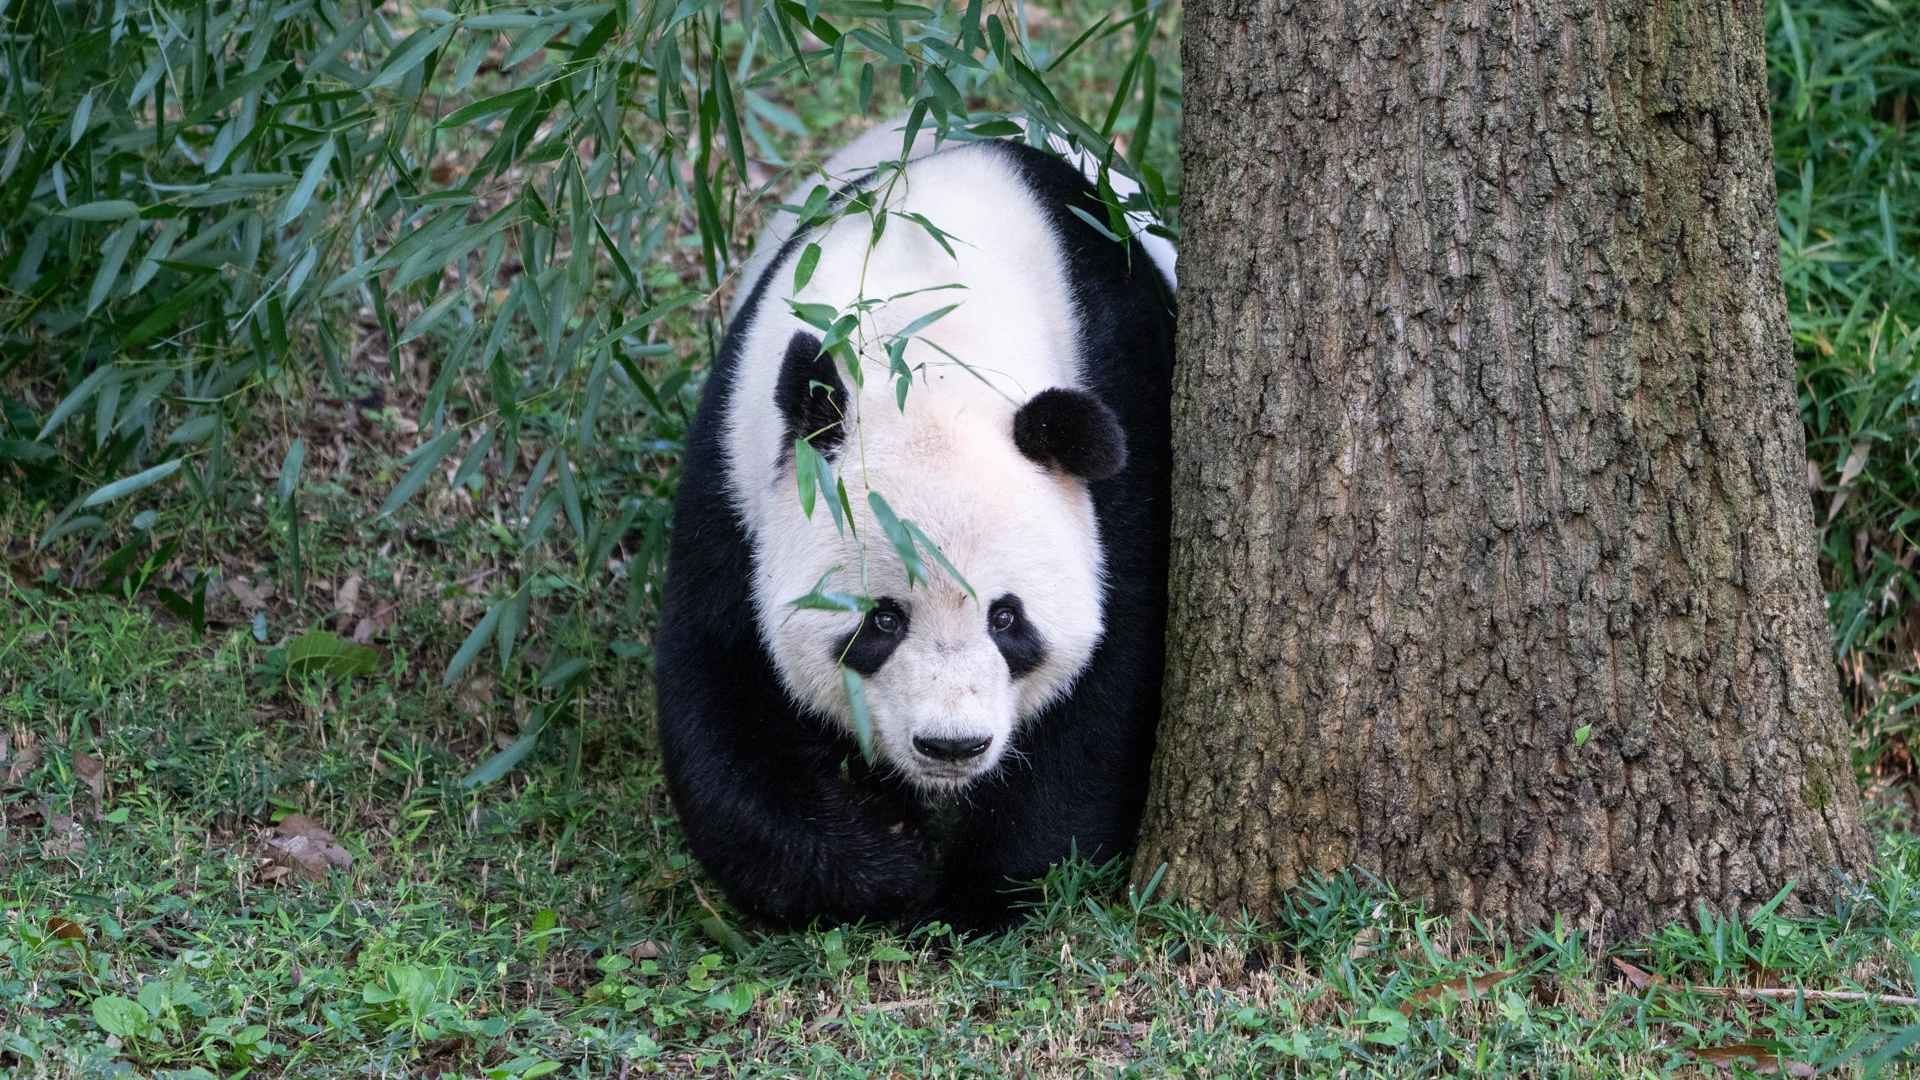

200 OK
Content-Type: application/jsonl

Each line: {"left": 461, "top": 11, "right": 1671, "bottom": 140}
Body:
{"left": 721, "top": 142, "right": 1094, "bottom": 536}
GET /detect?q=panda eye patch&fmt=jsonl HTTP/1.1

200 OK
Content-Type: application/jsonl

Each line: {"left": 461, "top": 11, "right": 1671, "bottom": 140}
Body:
{"left": 835, "top": 598, "right": 909, "bottom": 676}
{"left": 987, "top": 593, "right": 1047, "bottom": 678}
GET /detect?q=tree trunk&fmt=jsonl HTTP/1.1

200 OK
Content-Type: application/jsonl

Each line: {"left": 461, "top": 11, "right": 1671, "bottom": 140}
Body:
{"left": 1139, "top": 0, "right": 1872, "bottom": 936}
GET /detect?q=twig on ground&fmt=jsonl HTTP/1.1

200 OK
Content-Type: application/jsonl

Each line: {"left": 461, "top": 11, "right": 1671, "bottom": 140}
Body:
{"left": 1690, "top": 986, "right": 1920, "bottom": 1008}
{"left": 805, "top": 998, "right": 939, "bottom": 1037}
{"left": 1614, "top": 962, "right": 1920, "bottom": 1009}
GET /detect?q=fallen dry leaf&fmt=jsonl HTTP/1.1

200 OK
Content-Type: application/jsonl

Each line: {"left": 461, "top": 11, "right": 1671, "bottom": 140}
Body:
{"left": 41, "top": 813, "right": 85, "bottom": 858}
{"left": 1838, "top": 441, "right": 1871, "bottom": 489}
{"left": 1827, "top": 441, "right": 1873, "bottom": 524}
{"left": 226, "top": 575, "right": 271, "bottom": 611}
{"left": 72, "top": 751, "right": 104, "bottom": 804}
{"left": 351, "top": 601, "right": 397, "bottom": 645}
{"left": 46, "top": 916, "right": 84, "bottom": 941}
{"left": 1407, "top": 969, "right": 1517, "bottom": 1006}
{"left": 264, "top": 814, "right": 354, "bottom": 881}
{"left": 1689, "top": 1043, "right": 1816, "bottom": 1077}
{"left": 5, "top": 732, "right": 41, "bottom": 786}
{"left": 1612, "top": 957, "right": 1661, "bottom": 990}
{"left": 335, "top": 574, "right": 363, "bottom": 620}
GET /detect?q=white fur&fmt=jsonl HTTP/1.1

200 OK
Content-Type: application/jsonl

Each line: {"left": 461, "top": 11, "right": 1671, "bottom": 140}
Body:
{"left": 728, "top": 116, "right": 1175, "bottom": 323}
{"left": 725, "top": 139, "right": 1114, "bottom": 790}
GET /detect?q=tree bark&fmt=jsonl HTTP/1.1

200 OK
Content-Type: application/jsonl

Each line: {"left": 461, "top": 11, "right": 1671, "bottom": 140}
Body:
{"left": 1139, "top": 0, "right": 1872, "bottom": 936}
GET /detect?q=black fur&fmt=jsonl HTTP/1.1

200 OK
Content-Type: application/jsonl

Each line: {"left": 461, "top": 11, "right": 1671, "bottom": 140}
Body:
{"left": 988, "top": 594, "right": 1046, "bottom": 678}
{"left": 655, "top": 140, "right": 1175, "bottom": 931}
{"left": 834, "top": 599, "right": 909, "bottom": 676}
{"left": 774, "top": 331, "right": 846, "bottom": 457}
{"left": 1013, "top": 387, "right": 1128, "bottom": 481}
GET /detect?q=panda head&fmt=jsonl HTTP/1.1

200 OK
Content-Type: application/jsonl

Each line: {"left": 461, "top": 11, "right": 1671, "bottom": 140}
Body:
{"left": 755, "top": 330, "right": 1127, "bottom": 793}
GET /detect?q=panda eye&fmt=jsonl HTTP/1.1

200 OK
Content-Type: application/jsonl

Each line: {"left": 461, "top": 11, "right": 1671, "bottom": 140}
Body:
{"left": 871, "top": 609, "right": 902, "bottom": 635}
{"left": 989, "top": 605, "right": 1017, "bottom": 633}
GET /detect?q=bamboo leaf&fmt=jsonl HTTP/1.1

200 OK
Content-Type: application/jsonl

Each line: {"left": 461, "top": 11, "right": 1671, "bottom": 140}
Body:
{"left": 60, "top": 200, "right": 141, "bottom": 221}
{"left": 569, "top": 7, "right": 618, "bottom": 58}
{"left": 1049, "top": 13, "right": 1112, "bottom": 74}
{"left": 380, "top": 429, "right": 460, "bottom": 517}
{"left": 791, "top": 568, "right": 870, "bottom": 613}
{"left": 557, "top": 453, "right": 584, "bottom": 539}
{"left": 892, "top": 302, "right": 959, "bottom": 342}
{"left": 579, "top": 351, "right": 611, "bottom": 450}
{"left": 367, "top": 23, "right": 455, "bottom": 90}
{"left": 452, "top": 426, "right": 494, "bottom": 487}
{"left": 278, "top": 438, "right": 305, "bottom": 502}
{"left": 867, "top": 491, "right": 925, "bottom": 586}
{"left": 817, "top": 451, "right": 846, "bottom": 535}
{"left": 70, "top": 91, "right": 95, "bottom": 146}
{"left": 836, "top": 477, "right": 856, "bottom": 537}
{"left": 444, "top": 598, "right": 505, "bottom": 686}
{"left": 437, "top": 86, "right": 535, "bottom": 128}
{"left": 540, "top": 657, "right": 589, "bottom": 689}
{"left": 1131, "top": 56, "right": 1158, "bottom": 169}
{"left": 165, "top": 415, "right": 219, "bottom": 444}
{"left": 82, "top": 459, "right": 183, "bottom": 507}
{"left": 461, "top": 719, "right": 545, "bottom": 787}
{"left": 904, "top": 519, "right": 974, "bottom": 600}
{"left": 1068, "top": 203, "right": 1124, "bottom": 243}
{"left": 795, "top": 437, "right": 821, "bottom": 518}
{"left": 37, "top": 366, "right": 114, "bottom": 440}
{"left": 713, "top": 40, "right": 750, "bottom": 182}
{"left": 278, "top": 136, "right": 336, "bottom": 225}
{"left": 123, "top": 275, "right": 219, "bottom": 347}
{"left": 923, "top": 66, "right": 964, "bottom": 114}
{"left": 396, "top": 291, "right": 465, "bottom": 345}
{"left": 285, "top": 244, "right": 319, "bottom": 299}
{"left": 86, "top": 222, "right": 139, "bottom": 314}
{"left": 496, "top": 582, "right": 529, "bottom": 671}
{"left": 793, "top": 242, "right": 821, "bottom": 292}
{"left": 591, "top": 214, "right": 639, "bottom": 294}
{"left": 843, "top": 667, "right": 875, "bottom": 762}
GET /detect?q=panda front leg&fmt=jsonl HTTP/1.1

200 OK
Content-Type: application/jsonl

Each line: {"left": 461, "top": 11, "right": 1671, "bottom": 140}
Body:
{"left": 927, "top": 682, "right": 1161, "bottom": 931}
{"left": 656, "top": 636, "right": 943, "bottom": 928}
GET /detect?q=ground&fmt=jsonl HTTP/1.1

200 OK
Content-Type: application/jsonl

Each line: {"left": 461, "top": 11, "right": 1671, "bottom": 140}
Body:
{"left": 4, "top": 536, "right": 1919, "bottom": 1073}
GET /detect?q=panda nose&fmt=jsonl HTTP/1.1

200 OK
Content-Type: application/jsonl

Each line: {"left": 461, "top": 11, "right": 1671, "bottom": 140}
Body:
{"left": 912, "top": 734, "right": 992, "bottom": 762}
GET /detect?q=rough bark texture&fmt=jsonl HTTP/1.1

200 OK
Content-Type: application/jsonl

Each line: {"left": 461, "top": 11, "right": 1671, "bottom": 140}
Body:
{"left": 1138, "top": 0, "right": 1872, "bottom": 937}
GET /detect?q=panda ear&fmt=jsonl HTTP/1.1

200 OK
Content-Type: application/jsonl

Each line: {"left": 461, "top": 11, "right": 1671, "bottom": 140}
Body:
{"left": 774, "top": 331, "right": 847, "bottom": 456}
{"left": 1013, "top": 388, "right": 1127, "bottom": 482}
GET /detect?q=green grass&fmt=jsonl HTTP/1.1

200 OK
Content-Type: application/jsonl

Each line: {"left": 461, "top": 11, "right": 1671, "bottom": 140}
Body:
{"left": 4, "top": 585, "right": 1920, "bottom": 1076}
{"left": 1772, "top": 0, "right": 1920, "bottom": 770}
{"left": 0, "top": 0, "right": 1918, "bottom": 1074}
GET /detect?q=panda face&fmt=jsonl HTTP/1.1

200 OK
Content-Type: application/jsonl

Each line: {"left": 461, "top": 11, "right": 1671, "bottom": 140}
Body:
{"left": 750, "top": 402, "right": 1112, "bottom": 793}
{"left": 838, "top": 591, "right": 1044, "bottom": 788}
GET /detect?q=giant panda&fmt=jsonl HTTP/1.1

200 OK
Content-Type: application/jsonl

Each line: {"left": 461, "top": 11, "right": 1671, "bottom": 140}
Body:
{"left": 654, "top": 118, "right": 1176, "bottom": 930}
